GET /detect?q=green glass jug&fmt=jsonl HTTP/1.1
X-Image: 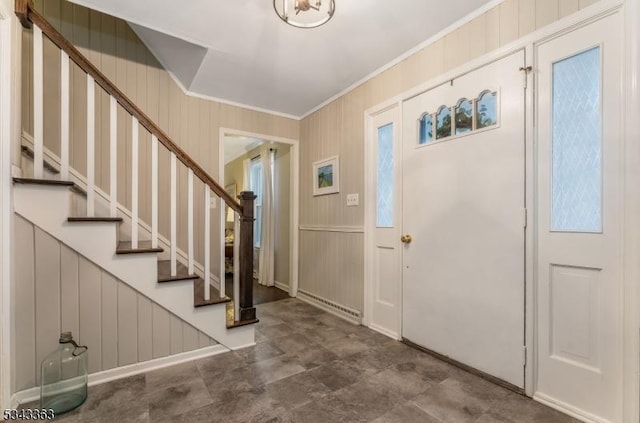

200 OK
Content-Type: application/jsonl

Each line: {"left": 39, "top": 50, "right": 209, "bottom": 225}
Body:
{"left": 40, "top": 332, "right": 88, "bottom": 414}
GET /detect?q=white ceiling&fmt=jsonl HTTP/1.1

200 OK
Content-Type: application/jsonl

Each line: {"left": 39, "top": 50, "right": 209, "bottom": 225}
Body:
{"left": 69, "top": 0, "right": 496, "bottom": 118}
{"left": 224, "top": 135, "right": 263, "bottom": 165}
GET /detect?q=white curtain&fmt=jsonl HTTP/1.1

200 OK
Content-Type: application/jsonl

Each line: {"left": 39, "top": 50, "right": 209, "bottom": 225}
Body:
{"left": 258, "top": 148, "right": 275, "bottom": 286}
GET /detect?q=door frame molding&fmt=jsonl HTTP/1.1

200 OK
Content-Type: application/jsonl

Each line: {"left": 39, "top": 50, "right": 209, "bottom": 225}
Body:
{"left": 218, "top": 128, "right": 300, "bottom": 298}
{"left": 363, "top": 100, "right": 402, "bottom": 338}
{"left": 623, "top": 0, "right": 640, "bottom": 421}
{"left": 362, "top": 0, "right": 633, "bottom": 409}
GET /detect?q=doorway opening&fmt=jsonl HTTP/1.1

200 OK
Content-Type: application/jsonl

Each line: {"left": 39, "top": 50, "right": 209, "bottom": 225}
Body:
{"left": 219, "top": 128, "right": 299, "bottom": 305}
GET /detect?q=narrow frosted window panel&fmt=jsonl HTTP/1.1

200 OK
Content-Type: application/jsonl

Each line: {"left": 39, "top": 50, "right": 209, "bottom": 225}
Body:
{"left": 551, "top": 47, "right": 602, "bottom": 232}
{"left": 476, "top": 91, "right": 497, "bottom": 129}
{"left": 436, "top": 106, "right": 451, "bottom": 140}
{"left": 377, "top": 123, "right": 394, "bottom": 227}
{"left": 455, "top": 99, "right": 473, "bottom": 134}
{"left": 418, "top": 113, "right": 433, "bottom": 145}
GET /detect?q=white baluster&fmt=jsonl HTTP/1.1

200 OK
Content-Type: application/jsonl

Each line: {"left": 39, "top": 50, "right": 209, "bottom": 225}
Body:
{"left": 109, "top": 96, "right": 117, "bottom": 217}
{"left": 233, "top": 211, "right": 240, "bottom": 319}
{"left": 60, "top": 51, "right": 69, "bottom": 181}
{"left": 187, "top": 169, "right": 194, "bottom": 275}
{"left": 86, "top": 75, "right": 95, "bottom": 217}
{"left": 33, "top": 25, "right": 43, "bottom": 179}
{"left": 131, "top": 117, "right": 138, "bottom": 248}
{"left": 151, "top": 135, "right": 158, "bottom": 248}
{"left": 204, "top": 188, "right": 211, "bottom": 301}
{"left": 170, "top": 153, "right": 177, "bottom": 276}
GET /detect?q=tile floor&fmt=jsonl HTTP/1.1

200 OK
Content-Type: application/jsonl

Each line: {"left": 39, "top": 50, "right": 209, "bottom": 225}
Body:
{"left": 41, "top": 298, "right": 578, "bottom": 422}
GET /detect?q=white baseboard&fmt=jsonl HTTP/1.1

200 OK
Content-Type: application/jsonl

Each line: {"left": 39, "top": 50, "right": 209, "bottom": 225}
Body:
{"left": 11, "top": 344, "right": 229, "bottom": 406}
{"left": 533, "top": 392, "right": 609, "bottom": 423}
{"left": 297, "top": 289, "right": 361, "bottom": 325}
{"left": 368, "top": 323, "right": 400, "bottom": 341}
{"left": 274, "top": 280, "right": 289, "bottom": 293}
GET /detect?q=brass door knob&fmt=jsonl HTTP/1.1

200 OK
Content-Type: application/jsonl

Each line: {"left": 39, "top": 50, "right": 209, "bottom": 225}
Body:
{"left": 401, "top": 235, "right": 412, "bottom": 244}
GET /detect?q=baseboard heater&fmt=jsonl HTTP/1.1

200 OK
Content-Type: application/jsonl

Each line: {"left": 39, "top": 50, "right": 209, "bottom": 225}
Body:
{"left": 297, "top": 289, "right": 361, "bottom": 323}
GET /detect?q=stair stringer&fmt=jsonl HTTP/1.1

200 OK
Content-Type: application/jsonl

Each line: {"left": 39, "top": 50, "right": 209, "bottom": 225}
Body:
{"left": 14, "top": 184, "right": 255, "bottom": 350}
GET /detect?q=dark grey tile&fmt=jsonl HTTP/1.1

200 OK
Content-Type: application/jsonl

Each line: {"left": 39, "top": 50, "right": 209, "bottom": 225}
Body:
{"left": 145, "top": 361, "right": 201, "bottom": 394}
{"left": 237, "top": 341, "right": 286, "bottom": 364}
{"left": 371, "top": 402, "right": 443, "bottom": 423}
{"left": 332, "top": 378, "right": 406, "bottom": 422}
{"left": 195, "top": 351, "right": 245, "bottom": 377}
{"left": 249, "top": 355, "right": 306, "bottom": 385}
{"left": 307, "top": 360, "right": 364, "bottom": 391}
{"left": 207, "top": 384, "right": 284, "bottom": 423}
{"left": 146, "top": 378, "right": 212, "bottom": 421}
{"left": 265, "top": 370, "right": 332, "bottom": 410}
{"left": 324, "top": 334, "right": 371, "bottom": 358}
{"left": 271, "top": 332, "right": 316, "bottom": 355}
{"left": 80, "top": 375, "right": 147, "bottom": 421}
{"left": 259, "top": 323, "right": 296, "bottom": 339}
{"left": 291, "top": 344, "right": 340, "bottom": 369}
{"left": 369, "top": 367, "right": 436, "bottom": 400}
{"left": 411, "top": 378, "right": 492, "bottom": 423}
{"left": 289, "top": 394, "right": 362, "bottom": 423}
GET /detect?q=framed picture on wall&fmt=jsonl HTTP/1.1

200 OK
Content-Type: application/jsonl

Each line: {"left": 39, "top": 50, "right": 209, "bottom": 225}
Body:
{"left": 312, "top": 156, "right": 339, "bottom": 196}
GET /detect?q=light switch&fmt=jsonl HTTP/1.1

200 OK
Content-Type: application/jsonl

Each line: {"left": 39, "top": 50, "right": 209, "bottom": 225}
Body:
{"left": 346, "top": 193, "right": 359, "bottom": 207}
{"left": 210, "top": 197, "right": 217, "bottom": 209}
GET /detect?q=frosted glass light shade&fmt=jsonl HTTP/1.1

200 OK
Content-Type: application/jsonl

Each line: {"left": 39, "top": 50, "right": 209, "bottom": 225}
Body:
{"left": 273, "top": 0, "right": 335, "bottom": 28}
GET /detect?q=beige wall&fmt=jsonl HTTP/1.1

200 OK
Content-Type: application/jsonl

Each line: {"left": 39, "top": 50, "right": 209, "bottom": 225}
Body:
{"left": 299, "top": 0, "right": 602, "bottom": 312}
{"left": 13, "top": 215, "right": 216, "bottom": 393}
{"left": 21, "top": 0, "right": 300, "bottom": 277}
{"left": 224, "top": 143, "right": 291, "bottom": 286}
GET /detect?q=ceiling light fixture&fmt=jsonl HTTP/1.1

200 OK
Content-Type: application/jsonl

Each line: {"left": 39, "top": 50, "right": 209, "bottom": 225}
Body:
{"left": 273, "top": 0, "right": 335, "bottom": 29}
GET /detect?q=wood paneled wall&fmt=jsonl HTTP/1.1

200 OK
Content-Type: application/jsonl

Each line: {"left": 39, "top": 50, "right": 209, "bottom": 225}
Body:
{"left": 13, "top": 215, "right": 216, "bottom": 393}
{"left": 21, "top": 0, "right": 299, "bottom": 277}
{"left": 299, "top": 0, "right": 601, "bottom": 312}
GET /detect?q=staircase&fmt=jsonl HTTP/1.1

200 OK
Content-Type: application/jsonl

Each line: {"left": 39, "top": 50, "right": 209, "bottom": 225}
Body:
{"left": 14, "top": 0, "right": 258, "bottom": 350}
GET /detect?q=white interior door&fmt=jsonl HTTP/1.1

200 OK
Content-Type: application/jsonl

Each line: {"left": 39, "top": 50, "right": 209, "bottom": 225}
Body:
{"left": 535, "top": 13, "right": 623, "bottom": 422}
{"left": 402, "top": 51, "right": 526, "bottom": 388}
{"left": 368, "top": 106, "right": 401, "bottom": 338}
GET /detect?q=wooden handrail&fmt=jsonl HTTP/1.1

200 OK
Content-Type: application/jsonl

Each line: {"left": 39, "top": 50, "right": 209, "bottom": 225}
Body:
{"left": 17, "top": 0, "right": 242, "bottom": 213}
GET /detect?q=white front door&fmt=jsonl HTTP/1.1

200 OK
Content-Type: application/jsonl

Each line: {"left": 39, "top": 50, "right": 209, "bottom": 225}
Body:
{"left": 368, "top": 106, "right": 401, "bottom": 338}
{"left": 402, "top": 50, "right": 526, "bottom": 388}
{"left": 535, "top": 13, "right": 623, "bottom": 422}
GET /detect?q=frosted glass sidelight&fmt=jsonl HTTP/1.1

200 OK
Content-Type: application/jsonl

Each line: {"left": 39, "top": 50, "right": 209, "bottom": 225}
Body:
{"left": 436, "top": 106, "right": 451, "bottom": 140}
{"left": 377, "top": 123, "right": 394, "bottom": 227}
{"left": 455, "top": 99, "right": 473, "bottom": 134}
{"left": 551, "top": 47, "right": 602, "bottom": 232}
{"left": 418, "top": 113, "right": 433, "bottom": 144}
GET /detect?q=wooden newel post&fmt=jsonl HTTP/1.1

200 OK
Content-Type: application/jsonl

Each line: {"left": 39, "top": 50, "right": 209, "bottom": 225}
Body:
{"left": 238, "top": 191, "right": 257, "bottom": 322}
{"left": 15, "top": 0, "right": 32, "bottom": 28}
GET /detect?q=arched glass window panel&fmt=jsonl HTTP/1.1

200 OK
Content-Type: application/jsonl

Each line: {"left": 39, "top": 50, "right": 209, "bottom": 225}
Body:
{"left": 418, "top": 113, "right": 433, "bottom": 145}
{"left": 436, "top": 106, "right": 451, "bottom": 140}
{"left": 476, "top": 91, "right": 497, "bottom": 129}
{"left": 455, "top": 99, "right": 473, "bottom": 135}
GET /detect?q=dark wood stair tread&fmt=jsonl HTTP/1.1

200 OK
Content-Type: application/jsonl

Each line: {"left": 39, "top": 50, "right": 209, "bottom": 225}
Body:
{"left": 226, "top": 318, "right": 259, "bottom": 329}
{"left": 157, "top": 260, "right": 198, "bottom": 282}
{"left": 21, "top": 145, "right": 60, "bottom": 174}
{"left": 116, "top": 241, "right": 163, "bottom": 254}
{"left": 13, "top": 177, "right": 74, "bottom": 186}
{"left": 194, "top": 278, "right": 231, "bottom": 307}
{"left": 68, "top": 216, "right": 123, "bottom": 222}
